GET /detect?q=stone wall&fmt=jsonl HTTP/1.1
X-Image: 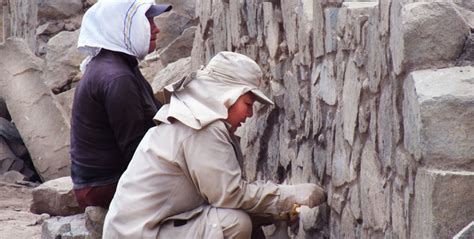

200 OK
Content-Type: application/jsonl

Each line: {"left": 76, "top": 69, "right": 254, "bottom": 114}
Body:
{"left": 192, "top": 0, "right": 474, "bottom": 238}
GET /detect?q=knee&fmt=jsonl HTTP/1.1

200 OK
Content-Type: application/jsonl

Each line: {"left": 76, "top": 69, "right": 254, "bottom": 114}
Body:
{"left": 218, "top": 209, "right": 252, "bottom": 238}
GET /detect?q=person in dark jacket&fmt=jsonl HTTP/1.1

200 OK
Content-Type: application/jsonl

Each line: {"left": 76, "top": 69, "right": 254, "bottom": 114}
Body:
{"left": 70, "top": 0, "right": 172, "bottom": 208}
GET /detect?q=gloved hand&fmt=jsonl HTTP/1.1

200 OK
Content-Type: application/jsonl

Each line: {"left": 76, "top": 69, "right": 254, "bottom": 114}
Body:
{"left": 279, "top": 183, "right": 326, "bottom": 210}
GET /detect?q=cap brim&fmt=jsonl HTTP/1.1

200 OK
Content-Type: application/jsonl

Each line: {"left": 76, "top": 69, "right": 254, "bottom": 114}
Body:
{"left": 146, "top": 4, "right": 172, "bottom": 17}
{"left": 250, "top": 89, "right": 274, "bottom": 105}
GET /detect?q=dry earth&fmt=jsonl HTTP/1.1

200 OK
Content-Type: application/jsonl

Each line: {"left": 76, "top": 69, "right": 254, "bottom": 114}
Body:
{"left": 0, "top": 183, "right": 42, "bottom": 239}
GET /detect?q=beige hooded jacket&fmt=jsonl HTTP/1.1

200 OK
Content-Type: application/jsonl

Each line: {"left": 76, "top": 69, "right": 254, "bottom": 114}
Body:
{"left": 102, "top": 52, "right": 325, "bottom": 238}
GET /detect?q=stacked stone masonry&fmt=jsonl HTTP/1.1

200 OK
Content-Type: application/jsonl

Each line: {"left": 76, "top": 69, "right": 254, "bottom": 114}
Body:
{"left": 191, "top": 0, "right": 474, "bottom": 238}
{"left": 0, "top": 0, "right": 473, "bottom": 238}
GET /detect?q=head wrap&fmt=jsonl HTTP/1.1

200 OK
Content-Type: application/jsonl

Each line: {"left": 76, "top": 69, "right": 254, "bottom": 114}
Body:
{"left": 154, "top": 51, "right": 274, "bottom": 129}
{"left": 77, "top": 0, "right": 171, "bottom": 72}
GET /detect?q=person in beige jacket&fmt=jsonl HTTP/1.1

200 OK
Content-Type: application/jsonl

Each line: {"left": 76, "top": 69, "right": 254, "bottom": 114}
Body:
{"left": 102, "top": 51, "right": 326, "bottom": 239}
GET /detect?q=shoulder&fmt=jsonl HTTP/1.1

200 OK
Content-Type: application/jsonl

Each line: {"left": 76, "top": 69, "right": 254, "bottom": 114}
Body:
{"left": 187, "top": 120, "right": 230, "bottom": 142}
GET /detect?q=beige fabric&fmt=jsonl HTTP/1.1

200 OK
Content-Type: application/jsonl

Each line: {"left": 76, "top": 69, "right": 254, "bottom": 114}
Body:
{"left": 103, "top": 120, "right": 316, "bottom": 238}
{"left": 154, "top": 51, "right": 273, "bottom": 130}
{"left": 157, "top": 206, "right": 251, "bottom": 239}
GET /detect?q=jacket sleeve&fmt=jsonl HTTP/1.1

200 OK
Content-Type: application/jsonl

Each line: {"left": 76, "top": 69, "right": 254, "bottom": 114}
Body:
{"left": 182, "top": 122, "right": 296, "bottom": 215}
{"left": 103, "top": 75, "right": 147, "bottom": 165}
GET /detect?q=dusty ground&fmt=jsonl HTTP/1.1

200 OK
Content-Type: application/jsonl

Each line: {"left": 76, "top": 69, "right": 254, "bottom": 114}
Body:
{"left": 0, "top": 182, "right": 42, "bottom": 238}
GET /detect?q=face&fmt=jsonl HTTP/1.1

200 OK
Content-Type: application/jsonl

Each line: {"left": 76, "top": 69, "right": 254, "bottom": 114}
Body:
{"left": 148, "top": 17, "right": 160, "bottom": 53}
{"left": 226, "top": 92, "right": 256, "bottom": 133}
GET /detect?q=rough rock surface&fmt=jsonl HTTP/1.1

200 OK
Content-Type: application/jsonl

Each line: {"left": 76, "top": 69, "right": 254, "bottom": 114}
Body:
{"left": 30, "top": 176, "right": 82, "bottom": 216}
{"left": 41, "top": 214, "right": 90, "bottom": 239}
{"left": 0, "top": 39, "right": 70, "bottom": 181}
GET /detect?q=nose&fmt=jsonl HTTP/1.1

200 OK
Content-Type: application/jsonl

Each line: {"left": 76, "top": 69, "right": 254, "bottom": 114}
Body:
{"left": 151, "top": 23, "right": 160, "bottom": 35}
{"left": 247, "top": 107, "right": 253, "bottom": 118}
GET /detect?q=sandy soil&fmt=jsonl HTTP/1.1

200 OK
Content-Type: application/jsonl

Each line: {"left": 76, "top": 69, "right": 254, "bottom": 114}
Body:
{"left": 0, "top": 182, "right": 42, "bottom": 238}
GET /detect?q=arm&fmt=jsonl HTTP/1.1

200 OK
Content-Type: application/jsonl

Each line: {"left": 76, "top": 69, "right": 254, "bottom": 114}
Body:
{"left": 104, "top": 75, "right": 148, "bottom": 165}
{"left": 182, "top": 122, "right": 325, "bottom": 215}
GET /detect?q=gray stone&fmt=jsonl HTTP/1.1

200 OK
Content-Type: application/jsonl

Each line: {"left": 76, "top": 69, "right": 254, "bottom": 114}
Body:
{"left": 41, "top": 214, "right": 90, "bottom": 239}
{"left": 31, "top": 176, "right": 83, "bottom": 216}
{"left": 159, "top": 26, "right": 196, "bottom": 67}
{"left": 391, "top": 191, "right": 407, "bottom": 239}
{"left": 44, "top": 29, "right": 83, "bottom": 93}
{"left": 360, "top": 141, "right": 386, "bottom": 230}
{"left": 280, "top": 1, "right": 298, "bottom": 54}
{"left": 340, "top": 204, "right": 356, "bottom": 238}
{"left": 349, "top": 185, "right": 361, "bottom": 220}
{"left": 36, "top": 21, "right": 64, "bottom": 36}
{"left": 391, "top": 2, "right": 470, "bottom": 74}
{"left": 263, "top": 2, "right": 281, "bottom": 63}
{"left": 85, "top": 206, "right": 107, "bottom": 239}
{"left": 0, "top": 39, "right": 70, "bottom": 181}
{"left": 342, "top": 59, "right": 361, "bottom": 146}
{"left": 316, "top": 60, "right": 337, "bottom": 105}
{"left": 331, "top": 111, "right": 351, "bottom": 187}
{"left": 411, "top": 168, "right": 474, "bottom": 239}
{"left": 454, "top": 221, "right": 474, "bottom": 239}
{"left": 156, "top": 0, "right": 195, "bottom": 18}
{"left": 38, "top": 0, "right": 83, "bottom": 21}
{"left": 377, "top": 82, "right": 394, "bottom": 170}
{"left": 0, "top": 170, "right": 26, "bottom": 183}
{"left": 313, "top": 1, "right": 324, "bottom": 58}
{"left": 6, "top": 0, "right": 38, "bottom": 51}
{"left": 403, "top": 66, "right": 474, "bottom": 168}
{"left": 154, "top": 11, "right": 194, "bottom": 51}
{"left": 56, "top": 88, "right": 76, "bottom": 122}
{"left": 152, "top": 57, "right": 192, "bottom": 103}
{"left": 325, "top": 8, "right": 339, "bottom": 54}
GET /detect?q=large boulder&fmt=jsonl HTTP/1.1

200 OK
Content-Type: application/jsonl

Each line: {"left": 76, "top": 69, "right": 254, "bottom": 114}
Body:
{"left": 391, "top": 2, "right": 470, "bottom": 74}
{"left": 37, "top": 0, "right": 83, "bottom": 21}
{"left": 159, "top": 26, "right": 196, "bottom": 67}
{"left": 403, "top": 66, "right": 474, "bottom": 168}
{"left": 154, "top": 11, "right": 195, "bottom": 52}
{"left": 30, "top": 176, "right": 82, "bottom": 216}
{"left": 0, "top": 38, "right": 70, "bottom": 181}
{"left": 152, "top": 56, "right": 192, "bottom": 103}
{"left": 411, "top": 168, "right": 474, "bottom": 239}
{"left": 44, "top": 29, "right": 83, "bottom": 93}
{"left": 41, "top": 214, "right": 90, "bottom": 239}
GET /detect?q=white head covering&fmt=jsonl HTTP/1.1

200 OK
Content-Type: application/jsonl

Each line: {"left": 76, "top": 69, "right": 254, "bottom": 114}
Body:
{"left": 77, "top": 0, "right": 171, "bottom": 72}
{"left": 154, "top": 51, "right": 274, "bottom": 129}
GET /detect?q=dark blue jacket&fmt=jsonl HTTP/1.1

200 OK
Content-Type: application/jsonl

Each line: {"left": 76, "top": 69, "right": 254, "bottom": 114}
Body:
{"left": 70, "top": 49, "right": 161, "bottom": 188}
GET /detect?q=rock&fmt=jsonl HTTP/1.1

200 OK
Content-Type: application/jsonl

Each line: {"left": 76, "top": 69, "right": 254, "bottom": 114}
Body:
{"left": 341, "top": 59, "right": 361, "bottom": 146}
{"left": 154, "top": 11, "right": 194, "bottom": 52}
{"left": 0, "top": 38, "right": 70, "bottom": 181}
{"left": 44, "top": 29, "right": 83, "bottom": 93}
{"left": 360, "top": 141, "right": 387, "bottom": 230}
{"left": 152, "top": 56, "right": 192, "bottom": 103}
{"left": 56, "top": 88, "right": 76, "bottom": 122}
{"left": 411, "top": 168, "right": 474, "bottom": 239}
{"left": 36, "top": 21, "right": 64, "bottom": 36}
{"left": 38, "top": 0, "right": 83, "bottom": 21}
{"left": 316, "top": 59, "right": 337, "bottom": 105}
{"left": 41, "top": 214, "right": 90, "bottom": 239}
{"left": 0, "top": 170, "right": 26, "bottom": 183}
{"left": 159, "top": 26, "right": 196, "bottom": 67}
{"left": 6, "top": 0, "right": 38, "bottom": 52}
{"left": 85, "top": 206, "right": 107, "bottom": 239}
{"left": 453, "top": 221, "right": 474, "bottom": 239}
{"left": 156, "top": 0, "right": 195, "bottom": 18}
{"left": 457, "top": 33, "right": 474, "bottom": 66}
{"left": 391, "top": 2, "right": 470, "bottom": 74}
{"left": 403, "top": 66, "right": 474, "bottom": 168}
{"left": 325, "top": 8, "right": 339, "bottom": 54}
{"left": 30, "top": 176, "right": 83, "bottom": 216}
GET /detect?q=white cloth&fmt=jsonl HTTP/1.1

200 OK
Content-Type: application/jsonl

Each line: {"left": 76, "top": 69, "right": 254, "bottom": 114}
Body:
{"left": 78, "top": 0, "right": 154, "bottom": 72}
{"left": 155, "top": 51, "right": 274, "bottom": 130}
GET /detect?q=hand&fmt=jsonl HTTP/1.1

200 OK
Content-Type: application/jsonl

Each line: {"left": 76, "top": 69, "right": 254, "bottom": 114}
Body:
{"left": 280, "top": 183, "right": 326, "bottom": 208}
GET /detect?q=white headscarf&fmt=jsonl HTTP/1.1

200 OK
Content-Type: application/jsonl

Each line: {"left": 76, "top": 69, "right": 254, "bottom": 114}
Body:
{"left": 154, "top": 51, "right": 274, "bottom": 129}
{"left": 78, "top": 0, "right": 155, "bottom": 72}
